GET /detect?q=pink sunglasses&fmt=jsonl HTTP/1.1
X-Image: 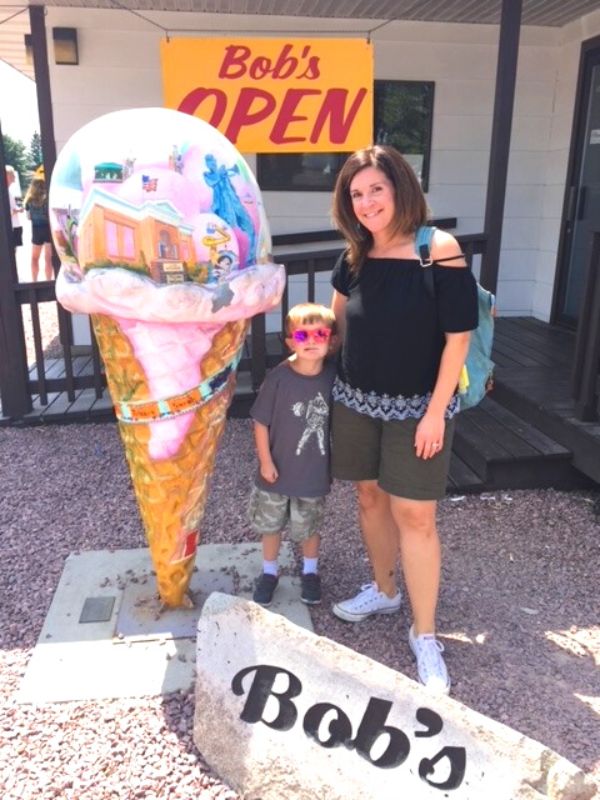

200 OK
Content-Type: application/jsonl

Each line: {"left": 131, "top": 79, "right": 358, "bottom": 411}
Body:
{"left": 291, "top": 328, "right": 332, "bottom": 343}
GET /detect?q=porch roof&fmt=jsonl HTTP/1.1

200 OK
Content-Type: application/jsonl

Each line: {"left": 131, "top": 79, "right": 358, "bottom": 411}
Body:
{"left": 1, "top": 0, "right": 600, "bottom": 79}
{"left": 5, "top": 0, "right": 600, "bottom": 25}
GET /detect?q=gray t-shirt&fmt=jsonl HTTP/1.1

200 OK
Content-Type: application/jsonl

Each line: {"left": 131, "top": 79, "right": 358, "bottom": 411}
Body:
{"left": 250, "top": 359, "right": 336, "bottom": 498}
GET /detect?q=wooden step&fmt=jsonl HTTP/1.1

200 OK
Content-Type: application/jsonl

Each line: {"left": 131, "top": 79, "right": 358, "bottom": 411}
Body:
{"left": 491, "top": 378, "right": 600, "bottom": 486}
{"left": 454, "top": 397, "right": 576, "bottom": 489}
{"left": 447, "top": 452, "right": 485, "bottom": 493}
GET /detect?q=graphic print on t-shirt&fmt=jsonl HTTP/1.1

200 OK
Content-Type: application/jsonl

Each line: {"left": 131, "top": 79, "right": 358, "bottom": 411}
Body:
{"left": 292, "top": 392, "right": 329, "bottom": 456}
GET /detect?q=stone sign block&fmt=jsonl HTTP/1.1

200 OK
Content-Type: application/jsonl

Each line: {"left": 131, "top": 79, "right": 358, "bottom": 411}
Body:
{"left": 194, "top": 593, "right": 594, "bottom": 800}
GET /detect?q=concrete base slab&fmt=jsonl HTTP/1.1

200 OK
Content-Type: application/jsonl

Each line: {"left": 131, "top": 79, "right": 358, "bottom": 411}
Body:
{"left": 18, "top": 542, "right": 312, "bottom": 704}
{"left": 116, "top": 566, "right": 237, "bottom": 641}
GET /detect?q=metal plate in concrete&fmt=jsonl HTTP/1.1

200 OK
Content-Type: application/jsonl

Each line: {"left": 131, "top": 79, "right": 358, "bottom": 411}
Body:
{"left": 17, "top": 542, "right": 313, "bottom": 704}
{"left": 79, "top": 596, "right": 116, "bottom": 624}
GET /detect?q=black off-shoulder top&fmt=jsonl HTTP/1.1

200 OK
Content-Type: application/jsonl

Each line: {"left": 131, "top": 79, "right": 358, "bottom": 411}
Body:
{"left": 331, "top": 253, "right": 478, "bottom": 401}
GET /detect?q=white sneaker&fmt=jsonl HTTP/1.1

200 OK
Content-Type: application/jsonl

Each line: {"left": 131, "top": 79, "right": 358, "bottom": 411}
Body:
{"left": 409, "top": 625, "right": 451, "bottom": 695}
{"left": 332, "top": 582, "right": 402, "bottom": 622}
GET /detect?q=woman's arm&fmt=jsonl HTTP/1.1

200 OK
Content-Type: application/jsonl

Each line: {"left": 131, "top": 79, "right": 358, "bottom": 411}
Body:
{"left": 331, "top": 289, "right": 348, "bottom": 350}
{"left": 415, "top": 230, "right": 470, "bottom": 459}
{"left": 427, "top": 331, "right": 471, "bottom": 419}
{"left": 415, "top": 332, "right": 471, "bottom": 459}
{"left": 253, "top": 421, "right": 278, "bottom": 483}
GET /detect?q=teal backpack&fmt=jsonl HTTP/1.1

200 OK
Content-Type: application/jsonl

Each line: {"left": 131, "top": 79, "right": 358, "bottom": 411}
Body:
{"left": 415, "top": 226, "right": 495, "bottom": 411}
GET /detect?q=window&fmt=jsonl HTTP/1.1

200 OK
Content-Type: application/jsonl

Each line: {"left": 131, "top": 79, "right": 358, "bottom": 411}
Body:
{"left": 105, "top": 220, "right": 119, "bottom": 258}
{"left": 122, "top": 225, "right": 135, "bottom": 259}
{"left": 158, "top": 229, "right": 178, "bottom": 259}
{"left": 104, "top": 219, "right": 137, "bottom": 260}
{"left": 256, "top": 80, "right": 435, "bottom": 193}
{"left": 373, "top": 80, "right": 434, "bottom": 192}
{"left": 257, "top": 152, "right": 348, "bottom": 192}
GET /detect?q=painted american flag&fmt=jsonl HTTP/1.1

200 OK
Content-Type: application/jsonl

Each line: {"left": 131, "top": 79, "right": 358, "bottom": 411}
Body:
{"left": 142, "top": 175, "right": 158, "bottom": 192}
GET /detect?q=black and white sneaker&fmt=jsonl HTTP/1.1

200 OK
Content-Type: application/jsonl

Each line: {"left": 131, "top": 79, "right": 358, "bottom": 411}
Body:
{"left": 252, "top": 573, "right": 279, "bottom": 607}
{"left": 300, "top": 572, "right": 322, "bottom": 605}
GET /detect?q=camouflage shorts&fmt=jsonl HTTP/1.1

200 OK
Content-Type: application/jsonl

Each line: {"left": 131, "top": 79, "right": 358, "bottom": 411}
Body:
{"left": 247, "top": 487, "right": 326, "bottom": 541}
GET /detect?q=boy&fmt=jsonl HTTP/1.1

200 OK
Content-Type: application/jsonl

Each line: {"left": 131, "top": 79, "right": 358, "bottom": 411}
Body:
{"left": 248, "top": 303, "right": 337, "bottom": 607}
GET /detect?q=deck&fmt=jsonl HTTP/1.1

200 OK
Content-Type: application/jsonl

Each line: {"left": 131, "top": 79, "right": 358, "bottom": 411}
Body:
{"left": 1, "top": 317, "right": 598, "bottom": 492}
{"left": 487, "top": 317, "right": 600, "bottom": 485}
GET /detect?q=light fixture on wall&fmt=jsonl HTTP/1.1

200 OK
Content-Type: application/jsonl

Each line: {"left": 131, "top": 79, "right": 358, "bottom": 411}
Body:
{"left": 52, "top": 27, "right": 79, "bottom": 65}
{"left": 23, "top": 34, "right": 33, "bottom": 66}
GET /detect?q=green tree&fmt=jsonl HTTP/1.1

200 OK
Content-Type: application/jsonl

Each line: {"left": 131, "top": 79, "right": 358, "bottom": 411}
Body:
{"left": 2, "top": 133, "right": 28, "bottom": 180}
{"left": 28, "top": 132, "right": 43, "bottom": 172}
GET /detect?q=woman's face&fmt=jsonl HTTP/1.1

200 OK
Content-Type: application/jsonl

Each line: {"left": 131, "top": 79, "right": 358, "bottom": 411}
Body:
{"left": 349, "top": 166, "right": 396, "bottom": 239}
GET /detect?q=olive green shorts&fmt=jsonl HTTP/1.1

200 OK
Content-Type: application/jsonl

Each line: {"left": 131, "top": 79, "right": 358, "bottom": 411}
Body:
{"left": 331, "top": 402, "right": 455, "bottom": 501}
{"left": 248, "top": 487, "right": 326, "bottom": 541}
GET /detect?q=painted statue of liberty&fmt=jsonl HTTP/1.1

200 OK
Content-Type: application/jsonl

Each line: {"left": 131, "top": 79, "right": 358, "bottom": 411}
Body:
{"left": 203, "top": 153, "right": 256, "bottom": 264}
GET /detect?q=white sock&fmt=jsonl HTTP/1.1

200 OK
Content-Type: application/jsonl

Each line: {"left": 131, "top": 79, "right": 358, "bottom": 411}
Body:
{"left": 263, "top": 559, "right": 278, "bottom": 576}
{"left": 303, "top": 557, "right": 318, "bottom": 575}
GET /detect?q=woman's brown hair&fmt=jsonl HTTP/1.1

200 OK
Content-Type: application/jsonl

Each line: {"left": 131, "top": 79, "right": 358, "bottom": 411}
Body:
{"left": 24, "top": 178, "right": 47, "bottom": 208}
{"left": 331, "top": 145, "right": 428, "bottom": 273}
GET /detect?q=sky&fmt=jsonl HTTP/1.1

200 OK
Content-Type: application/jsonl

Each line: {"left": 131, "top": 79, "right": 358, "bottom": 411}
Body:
{"left": 0, "top": 60, "right": 39, "bottom": 146}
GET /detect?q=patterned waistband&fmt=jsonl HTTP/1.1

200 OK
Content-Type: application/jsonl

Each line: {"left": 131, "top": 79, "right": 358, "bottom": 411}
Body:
{"left": 115, "top": 348, "right": 242, "bottom": 424}
{"left": 332, "top": 376, "right": 459, "bottom": 421}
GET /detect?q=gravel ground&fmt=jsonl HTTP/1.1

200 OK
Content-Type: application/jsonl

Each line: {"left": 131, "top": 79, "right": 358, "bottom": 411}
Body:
{"left": 0, "top": 419, "right": 599, "bottom": 799}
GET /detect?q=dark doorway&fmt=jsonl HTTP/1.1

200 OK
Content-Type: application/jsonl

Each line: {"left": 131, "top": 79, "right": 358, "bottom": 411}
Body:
{"left": 555, "top": 36, "right": 600, "bottom": 327}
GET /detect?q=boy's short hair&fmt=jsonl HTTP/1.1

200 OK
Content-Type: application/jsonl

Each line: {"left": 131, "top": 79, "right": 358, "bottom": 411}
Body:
{"left": 285, "top": 302, "right": 336, "bottom": 337}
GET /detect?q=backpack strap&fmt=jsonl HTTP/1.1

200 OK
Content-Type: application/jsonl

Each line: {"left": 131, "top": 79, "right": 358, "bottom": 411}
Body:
{"left": 415, "top": 225, "right": 436, "bottom": 267}
{"left": 417, "top": 225, "right": 470, "bottom": 299}
{"left": 415, "top": 226, "right": 466, "bottom": 266}
{"left": 416, "top": 226, "right": 436, "bottom": 301}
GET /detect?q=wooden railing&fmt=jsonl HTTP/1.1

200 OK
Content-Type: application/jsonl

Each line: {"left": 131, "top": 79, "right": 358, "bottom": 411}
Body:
{"left": 14, "top": 281, "right": 104, "bottom": 406}
{"left": 0, "top": 230, "right": 487, "bottom": 422}
{"left": 571, "top": 229, "right": 600, "bottom": 421}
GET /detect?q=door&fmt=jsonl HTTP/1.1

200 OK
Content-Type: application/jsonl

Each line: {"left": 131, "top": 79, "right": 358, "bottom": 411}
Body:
{"left": 555, "top": 43, "right": 600, "bottom": 326}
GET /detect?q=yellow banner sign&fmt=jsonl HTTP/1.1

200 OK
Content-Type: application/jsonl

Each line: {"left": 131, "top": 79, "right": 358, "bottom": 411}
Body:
{"left": 161, "top": 38, "right": 373, "bottom": 153}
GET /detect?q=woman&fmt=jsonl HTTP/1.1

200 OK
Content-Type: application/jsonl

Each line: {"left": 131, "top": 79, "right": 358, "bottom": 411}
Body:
{"left": 24, "top": 174, "right": 53, "bottom": 281}
{"left": 330, "top": 145, "right": 478, "bottom": 694}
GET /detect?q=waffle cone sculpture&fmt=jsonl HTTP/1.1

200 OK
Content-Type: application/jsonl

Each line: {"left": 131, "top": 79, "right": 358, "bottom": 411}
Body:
{"left": 93, "top": 314, "right": 248, "bottom": 607}
{"left": 50, "top": 109, "right": 285, "bottom": 607}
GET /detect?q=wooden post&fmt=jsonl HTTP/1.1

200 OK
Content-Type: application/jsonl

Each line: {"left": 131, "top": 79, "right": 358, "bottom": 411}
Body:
{"left": 29, "top": 6, "right": 58, "bottom": 215}
{"left": 30, "top": 5, "right": 76, "bottom": 394}
{"left": 0, "top": 120, "right": 32, "bottom": 418}
{"left": 480, "top": 0, "right": 522, "bottom": 293}
{"left": 30, "top": 4, "right": 59, "bottom": 285}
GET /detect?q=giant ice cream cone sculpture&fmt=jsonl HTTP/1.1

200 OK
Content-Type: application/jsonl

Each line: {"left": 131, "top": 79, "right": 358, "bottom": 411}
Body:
{"left": 49, "top": 108, "right": 285, "bottom": 607}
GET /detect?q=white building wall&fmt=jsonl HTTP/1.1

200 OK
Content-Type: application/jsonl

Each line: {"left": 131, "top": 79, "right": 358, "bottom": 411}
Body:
{"left": 43, "top": 7, "right": 595, "bottom": 319}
